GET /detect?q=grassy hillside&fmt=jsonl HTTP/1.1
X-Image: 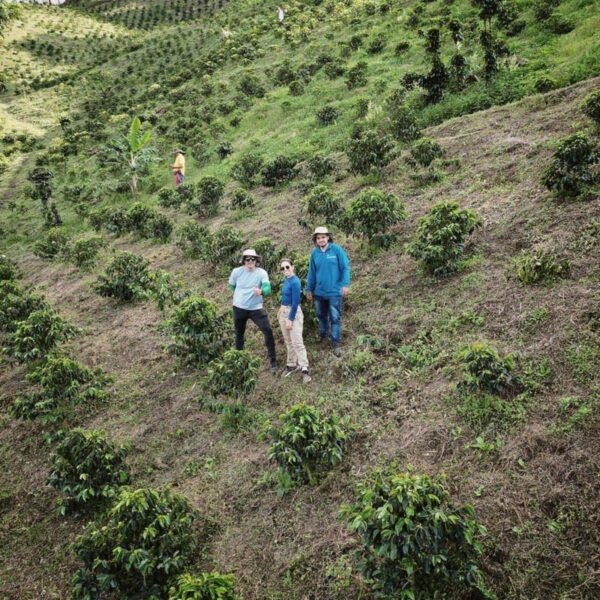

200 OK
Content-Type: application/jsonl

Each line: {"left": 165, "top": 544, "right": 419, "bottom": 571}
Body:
{"left": 1, "top": 0, "right": 600, "bottom": 599}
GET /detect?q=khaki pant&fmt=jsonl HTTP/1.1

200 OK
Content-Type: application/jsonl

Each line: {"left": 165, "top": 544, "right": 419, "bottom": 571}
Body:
{"left": 278, "top": 305, "right": 309, "bottom": 369}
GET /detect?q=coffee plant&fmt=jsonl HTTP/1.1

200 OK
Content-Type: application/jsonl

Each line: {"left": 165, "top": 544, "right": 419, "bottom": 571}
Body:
{"left": 28, "top": 166, "right": 54, "bottom": 205}
{"left": 231, "top": 152, "right": 264, "bottom": 187}
{"left": 47, "top": 428, "right": 129, "bottom": 514}
{"left": 65, "top": 236, "right": 105, "bottom": 269}
{"left": 208, "top": 225, "right": 246, "bottom": 268}
{"left": 71, "top": 488, "right": 197, "bottom": 600}
{"left": 190, "top": 176, "right": 225, "bottom": 217}
{"left": 307, "top": 154, "right": 336, "bottom": 180}
{"left": 267, "top": 402, "right": 354, "bottom": 487}
{"left": 0, "top": 282, "right": 48, "bottom": 332}
{"left": 216, "top": 141, "right": 233, "bottom": 159}
{"left": 168, "top": 572, "right": 239, "bottom": 600}
{"left": 230, "top": 188, "right": 255, "bottom": 210}
{"left": 2, "top": 310, "right": 78, "bottom": 363}
{"left": 166, "top": 295, "right": 232, "bottom": 367}
{"left": 43, "top": 202, "right": 62, "bottom": 228}
{"left": 94, "top": 252, "right": 153, "bottom": 302}
{"left": 305, "top": 185, "right": 343, "bottom": 224}
{"left": 261, "top": 155, "right": 298, "bottom": 187}
{"left": 541, "top": 132, "right": 599, "bottom": 197}
{"left": 345, "top": 61, "right": 368, "bottom": 90}
{"left": 316, "top": 105, "right": 339, "bottom": 126}
{"left": 410, "top": 138, "right": 444, "bottom": 167}
{"left": 343, "top": 188, "right": 407, "bottom": 249}
{"left": 458, "top": 341, "right": 520, "bottom": 395}
{"left": 176, "top": 221, "right": 211, "bottom": 260}
{"left": 341, "top": 468, "right": 489, "bottom": 600}
{"left": 33, "top": 228, "right": 70, "bottom": 260}
{"left": 406, "top": 201, "right": 482, "bottom": 276}
{"left": 0, "top": 255, "right": 17, "bottom": 281}
{"left": 253, "top": 237, "right": 288, "bottom": 275}
{"left": 238, "top": 72, "right": 265, "bottom": 98}
{"left": 12, "top": 355, "right": 109, "bottom": 422}
{"left": 203, "top": 349, "right": 260, "bottom": 399}
{"left": 513, "top": 248, "right": 570, "bottom": 284}
{"left": 158, "top": 186, "right": 183, "bottom": 209}
{"left": 346, "top": 129, "right": 395, "bottom": 175}
{"left": 288, "top": 80, "right": 305, "bottom": 96}
{"left": 581, "top": 90, "right": 600, "bottom": 126}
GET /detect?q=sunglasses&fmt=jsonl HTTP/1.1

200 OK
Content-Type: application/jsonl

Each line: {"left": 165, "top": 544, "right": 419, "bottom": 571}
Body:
{"left": 244, "top": 257, "right": 257, "bottom": 262}
{"left": 281, "top": 265, "right": 292, "bottom": 271}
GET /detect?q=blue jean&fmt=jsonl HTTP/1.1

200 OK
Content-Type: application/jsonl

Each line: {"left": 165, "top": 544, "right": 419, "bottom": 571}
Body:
{"left": 314, "top": 295, "right": 343, "bottom": 345}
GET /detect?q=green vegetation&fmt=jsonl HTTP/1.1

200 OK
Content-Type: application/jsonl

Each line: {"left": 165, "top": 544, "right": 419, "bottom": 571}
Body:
{"left": 169, "top": 572, "right": 239, "bottom": 600}
{"left": 406, "top": 201, "right": 482, "bottom": 276}
{"left": 341, "top": 469, "right": 489, "bottom": 600}
{"left": 47, "top": 428, "right": 129, "bottom": 514}
{"left": 71, "top": 488, "right": 197, "bottom": 600}
{"left": 267, "top": 403, "right": 354, "bottom": 488}
{"left": 513, "top": 249, "right": 570, "bottom": 284}
{"left": 203, "top": 349, "right": 260, "bottom": 399}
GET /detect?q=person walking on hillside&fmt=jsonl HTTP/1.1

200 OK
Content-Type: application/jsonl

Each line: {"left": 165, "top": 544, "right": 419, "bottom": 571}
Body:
{"left": 306, "top": 227, "right": 350, "bottom": 357}
{"left": 278, "top": 258, "right": 311, "bottom": 383}
{"left": 229, "top": 249, "right": 278, "bottom": 373}
{"left": 170, "top": 148, "right": 185, "bottom": 187}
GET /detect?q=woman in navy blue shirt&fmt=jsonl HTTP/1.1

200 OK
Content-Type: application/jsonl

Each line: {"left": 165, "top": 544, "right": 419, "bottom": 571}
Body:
{"left": 278, "top": 258, "right": 311, "bottom": 383}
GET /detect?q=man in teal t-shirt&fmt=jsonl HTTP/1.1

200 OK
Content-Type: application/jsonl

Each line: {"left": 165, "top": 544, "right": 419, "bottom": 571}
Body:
{"left": 306, "top": 226, "right": 350, "bottom": 357}
{"left": 229, "top": 248, "right": 277, "bottom": 373}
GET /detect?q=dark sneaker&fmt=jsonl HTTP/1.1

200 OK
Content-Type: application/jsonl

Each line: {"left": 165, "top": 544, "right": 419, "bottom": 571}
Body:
{"left": 282, "top": 365, "right": 300, "bottom": 378}
{"left": 333, "top": 346, "right": 342, "bottom": 357}
{"left": 270, "top": 361, "right": 278, "bottom": 374}
{"left": 301, "top": 369, "right": 312, "bottom": 383}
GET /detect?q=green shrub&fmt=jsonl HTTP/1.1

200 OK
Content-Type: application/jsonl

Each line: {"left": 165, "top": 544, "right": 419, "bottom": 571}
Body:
{"left": 305, "top": 185, "right": 343, "bottom": 224}
{"left": 288, "top": 80, "right": 305, "bottom": 96}
{"left": 343, "top": 188, "right": 407, "bottom": 248}
{"left": 47, "top": 428, "right": 129, "bottom": 514}
{"left": 395, "top": 41, "right": 410, "bottom": 55}
{"left": 410, "top": 138, "right": 444, "bottom": 167}
{"left": 0, "top": 255, "right": 17, "bottom": 281}
{"left": 458, "top": 342, "right": 520, "bottom": 396}
{"left": 87, "top": 207, "right": 111, "bottom": 232}
{"left": 231, "top": 152, "right": 264, "bottom": 187}
{"left": 346, "top": 129, "right": 395, "bottom": 175}
{"left": 169, "top": 573, "right": 239, "bottom": 600}
{"left": 367, "top": 34, "right": 386, "bottom": 55}
{"left": 28, "top": 166, "right": 54, "bottom": 204}
{"left": 72, "top": 488, "right": 197, "bottom": 600}
{"left": 94, "top": 252, "right": 153, "bottom": 302}
{"left": 238, "top": 72, "right": 265, "bottom": 98}
{"left": 387, "top": 103, "right": 421, "bottom": 142}
{"left": 345, "top": 61, "right": 368, "bottom": 90}
{"left": 307, "top": 154, "right": 336, "bottom": 180}
{"left": 230, "top": 188, "right": 255, "bottom": 210}
{"left": 208, "top": 225, "right": 245, "bottom": 268}
{"left": 253, "top": 237, "right": 288, "bottom": 275}
{"left": 125, "top": 203, "right": 173, "bottom": 241}
{"left": 158, "top": 186, "right": 183, "bottom": 209}
{"left": 261, "top": 155, "right": 298, "bottom": 187}
{"left": 2, "top": 310, "right": 78, "bottom": 363}
{"left": 267, "top": 403, "right": 354, "bottom": 487}
{"left": 66, "top": 236, "right": 105, "bottom": 269}
{"left": 513, "top": 248, "right": 570, "bottom": 284}
{"left": 12, "top": 355, "right": 109, "bottom": 421}
{"left": 406, "top": 201, "right": 482, "bottom": 276}
{"left": 316, "top": 105, "right": 339, "bottom": 125}
{"left": 546, "top": 13, "right": 574, "bottom": 34}
{"left": 33, "top": 228, "right": 70, "bottom": 260}
{"left": 541, "top": 132, "right": 599, "bottom": 197}
{"left": 533, "top": 0, "right": 559, "bottom": 22}
{"left": 190, "top": 176, "right": 225, "bottom": 217}
{"left": 203, "top": 349, "right": 260, "bottom": 399}
{"left": 0, "top": 282, "right": 48, "bottom": 332}
{"left": 581, "top": 90, "right": 600, "bottom": 126}
{"left": 166, "top": 296, "right": 232, "bottom": 367}
{"left": 216, "top": 141, "right": 233, "bottom": 159}
{"left": 534, "top": 76, "right": 558, "bottom": 93}
{"left": 176, "top": 221, "right": 211, "bottom": 259}
{"left": 340, "top": 469, "right": 489, "bottom": 600}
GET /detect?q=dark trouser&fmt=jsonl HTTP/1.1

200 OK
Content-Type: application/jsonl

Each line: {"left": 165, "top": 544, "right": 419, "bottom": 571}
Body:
{"left": 314, "top": 295, "right": 343, "bottom": 345}
{"left": 233, "top": 306, "right": 276, "bottom": 363}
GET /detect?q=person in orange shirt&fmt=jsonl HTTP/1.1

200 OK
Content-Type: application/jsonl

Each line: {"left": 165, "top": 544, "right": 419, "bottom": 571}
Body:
{"left": 170, "top": 148, "right": 185, "bottom": 186}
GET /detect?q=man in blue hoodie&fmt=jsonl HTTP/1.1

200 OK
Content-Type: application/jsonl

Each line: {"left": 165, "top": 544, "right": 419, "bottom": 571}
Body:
{"left": 306, "top": 227, "right": 350, "bottom": 357}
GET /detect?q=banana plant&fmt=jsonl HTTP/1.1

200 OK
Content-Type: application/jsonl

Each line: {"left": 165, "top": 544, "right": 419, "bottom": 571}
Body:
{"left": 102, "top": 117, "right": 157, "bottom": 201}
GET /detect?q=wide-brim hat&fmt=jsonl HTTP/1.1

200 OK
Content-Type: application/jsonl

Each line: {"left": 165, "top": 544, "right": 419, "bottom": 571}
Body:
{"left": 173, "top": 148, "right": 185, "bottom": 155}
{"left": 312, "top": 226, "right": 333, "bottom": 243}
{"left": 240, "top": 248, "right": 261, "bottom": 264}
